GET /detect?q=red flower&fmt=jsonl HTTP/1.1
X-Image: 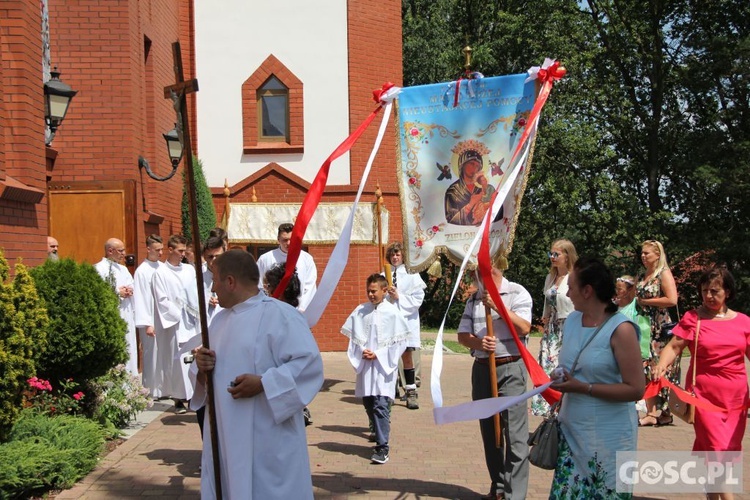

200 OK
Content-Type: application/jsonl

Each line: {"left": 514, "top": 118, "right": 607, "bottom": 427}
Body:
{"left": 432, "top": 225, "right": 440, "bottom": 233}
{"left": 416, "top": 240, "right": 423, "bottom": 247}
{"left": 73, "top": 392, "right": 84, "bottom": 401}
{"left": 517, "top": 118, "right": 526, "bottom": 127}
{"left": 410, "top": 127, "right": 419, "bottom": 137}
{"left": 408, "top": 177, "right": 417, "bottom": 185}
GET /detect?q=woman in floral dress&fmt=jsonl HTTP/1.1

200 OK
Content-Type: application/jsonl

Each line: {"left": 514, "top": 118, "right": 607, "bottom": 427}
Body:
{"left": 636, "top": 239, "right": 679, "bottom": 426}
{"left": 531, "top": 239, "right": 577, "bottom": 416}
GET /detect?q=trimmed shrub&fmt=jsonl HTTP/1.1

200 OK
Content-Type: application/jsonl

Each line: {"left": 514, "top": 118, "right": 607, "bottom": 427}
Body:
{"left": 0, "top": 412, "right": 104, "bottom": 499}
{"left": 30, "top": 259, "right": 127, "bottom": 384}
{"left": 181, "top": 156, "right": 217, "bottom": 242}
{"left": 0, "top": 251, "right": 49, "bottom": 441}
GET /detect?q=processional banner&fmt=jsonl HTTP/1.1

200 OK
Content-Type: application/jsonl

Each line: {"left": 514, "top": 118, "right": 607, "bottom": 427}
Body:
{"left": 396, "top": 73, "right": 536, "bottom": 271}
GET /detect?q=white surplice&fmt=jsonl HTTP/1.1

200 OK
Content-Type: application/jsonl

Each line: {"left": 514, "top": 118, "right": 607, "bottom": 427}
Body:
{"left": 133, "top": 259, "right": 162, "bottom": 394}
{"left": 341, "top": 300, "right": 409, "bottom": 398}
{"left": 152, "top": 261, "right": 199, "bottom": 400}
{"left": 256, "top": 247, "right": 317, "bottom": 312}
{"left": 94, "top": 258, "right": 138, "bottom": 376}
{"left": 388, "top": 264, "right": 427, "bottom": 348}
{"left": 191, "top": 293, "right": 324, "bottom": 500}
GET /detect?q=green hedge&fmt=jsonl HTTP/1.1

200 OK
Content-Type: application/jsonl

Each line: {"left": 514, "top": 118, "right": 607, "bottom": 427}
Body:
{"left": 30, "top": 259, "right": 127, "bottom": 384}
{"left": 0, "top": 251, "right": 48, "bottom": 441}
{"left": 0, "top": 412, "right": 104, "bottom": 499}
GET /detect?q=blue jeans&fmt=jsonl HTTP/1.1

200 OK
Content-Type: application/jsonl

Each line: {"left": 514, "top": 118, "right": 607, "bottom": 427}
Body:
{"left": 363, "top": 395, "right": 391, "bottom": 451}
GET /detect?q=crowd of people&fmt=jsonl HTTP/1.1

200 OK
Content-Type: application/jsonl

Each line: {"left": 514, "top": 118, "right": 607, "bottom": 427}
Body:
{"left": 44, "top": 231, "right": 749, "bottom": 499}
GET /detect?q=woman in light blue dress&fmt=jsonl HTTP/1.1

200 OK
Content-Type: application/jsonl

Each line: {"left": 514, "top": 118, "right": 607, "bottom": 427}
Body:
{"left": 549, "top": 258, "right": 645, "bottom": 499}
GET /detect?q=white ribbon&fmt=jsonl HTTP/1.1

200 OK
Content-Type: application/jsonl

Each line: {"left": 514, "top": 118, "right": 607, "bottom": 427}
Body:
{"left": 434, "top": 381, "right": 554, "bottom": 425}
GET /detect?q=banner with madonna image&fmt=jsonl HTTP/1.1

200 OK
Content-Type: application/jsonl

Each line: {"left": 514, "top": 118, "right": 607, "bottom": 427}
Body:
{"left": 395, "top": 73, "right": 537, "bottom": 271}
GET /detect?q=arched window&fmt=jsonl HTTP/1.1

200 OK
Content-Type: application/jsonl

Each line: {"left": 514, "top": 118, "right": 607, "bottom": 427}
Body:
{"left": 242, "top": 55, "right": 303, "bottom": 154}
{"left": 258, "top": 76, "right": 288, "bottom": 141}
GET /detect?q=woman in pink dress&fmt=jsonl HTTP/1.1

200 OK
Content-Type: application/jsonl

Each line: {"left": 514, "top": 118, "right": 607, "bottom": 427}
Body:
{"left": 655, "top": 266, "right": 750, "bottom": 500}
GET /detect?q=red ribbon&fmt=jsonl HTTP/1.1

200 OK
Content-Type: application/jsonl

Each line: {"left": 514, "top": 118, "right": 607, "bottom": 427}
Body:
{"left": 273, "top": 86, "right": 388, "bottom": 300}
{"left": 644, "top": 379, "right": 750, "bottom": 412}
{"left": 453, "top": 78, "right": 462, "bottom": 107}
{"left": 536, "top": 61, "right": 567, "bottom": 83}
{"left": 477, "top": 191, "right": 560, "bottom": 405}
{"left": 372, "top": 82, "right": 395, "bottom": 103}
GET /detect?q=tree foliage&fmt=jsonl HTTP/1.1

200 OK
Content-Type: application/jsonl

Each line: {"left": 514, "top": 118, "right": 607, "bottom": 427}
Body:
{"left": 404, "top": 0, "right": 750, "bottom": 319}
{"left": 181, "top": 157, "right": 218, "bottom": 242}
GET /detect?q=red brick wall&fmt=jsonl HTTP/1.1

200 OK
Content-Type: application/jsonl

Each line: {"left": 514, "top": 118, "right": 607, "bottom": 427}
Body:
{"left": 0, "top": 0, "right": 49, "bottom": 264}
{"left": 47, "top": 0, "right": 191, "bottom": 262}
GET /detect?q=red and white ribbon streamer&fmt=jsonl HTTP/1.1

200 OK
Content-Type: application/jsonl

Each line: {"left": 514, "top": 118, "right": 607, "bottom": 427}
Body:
{"left": 304, "top": 87, "right": 400, "bottom": 327}
{"left": 272, "top": 83, "right": 399, "bottom": 308}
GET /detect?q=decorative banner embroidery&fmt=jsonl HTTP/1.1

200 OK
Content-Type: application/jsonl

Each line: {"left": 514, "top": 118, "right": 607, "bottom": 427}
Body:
{"left": 395, "top": 73, "right": 536, "bottom": 271}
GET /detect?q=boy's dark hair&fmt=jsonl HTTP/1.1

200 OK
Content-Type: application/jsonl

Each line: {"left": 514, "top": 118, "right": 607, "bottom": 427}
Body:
{"left": 277, "top": 223, "right": 294, "bottom": 236}
{"left": 366, "top": 273, "right": 387, "bottom": 288}
{"left": 202, "top": 236, "right": 224, "bottom": 254}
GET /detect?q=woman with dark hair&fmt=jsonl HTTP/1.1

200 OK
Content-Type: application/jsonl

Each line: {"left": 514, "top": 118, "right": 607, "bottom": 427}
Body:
{"left": 549, "top": 257, "right": 644, "bottom": 499}
{"left": 654, "top": 266, "right": 750, "bottom": 500}
{"left": 263, "top": 263, "right": 302, "bottom": 309}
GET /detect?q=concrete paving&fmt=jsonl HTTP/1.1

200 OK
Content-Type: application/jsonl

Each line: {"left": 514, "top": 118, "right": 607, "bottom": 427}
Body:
{"left": 55, "top": 336, "right": 749, "bottom": 499}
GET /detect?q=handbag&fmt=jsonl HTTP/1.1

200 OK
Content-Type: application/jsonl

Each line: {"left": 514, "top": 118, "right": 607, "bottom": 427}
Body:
{"left": 527, "top": 314, "right": 614, "bottom": 469}
{"left": 527, "top": 403, "right": 559, "bottom": 470}
{"left": 668, "top": 317, "right": 700, "bottom": 424}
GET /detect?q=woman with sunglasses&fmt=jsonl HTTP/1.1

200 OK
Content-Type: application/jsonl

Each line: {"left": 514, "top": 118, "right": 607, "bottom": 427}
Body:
{"left": 636, "top": 239, "right": 679, "bottom": 426}
{"left": 531, "top": 239, "right": 578, "bottom": 416}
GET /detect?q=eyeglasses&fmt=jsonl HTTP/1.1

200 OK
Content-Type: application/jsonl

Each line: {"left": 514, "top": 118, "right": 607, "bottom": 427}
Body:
{"left": 617, "top": 277, "right": 634, "bottom": 286}
{"left": 547, "top": 251, "right": 561, "bottom": 259}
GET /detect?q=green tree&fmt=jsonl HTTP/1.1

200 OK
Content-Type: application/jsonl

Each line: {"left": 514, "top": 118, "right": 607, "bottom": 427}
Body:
{"left": 0, "top": 252, "right": 49, "bottom": 441}
{"left": 181, "top": 157, "right": 217, "bottom": 242}
{"left": 404, "top": 0, "right": 750, "bottom": 319}
{"left": 30, "top": 259, "right": 127, "bottom": 384}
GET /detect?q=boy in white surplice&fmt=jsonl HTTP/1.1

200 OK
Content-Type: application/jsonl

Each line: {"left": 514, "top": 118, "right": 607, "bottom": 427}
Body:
{"left": 341, "top": 273, "right": 408, "bottom": 464}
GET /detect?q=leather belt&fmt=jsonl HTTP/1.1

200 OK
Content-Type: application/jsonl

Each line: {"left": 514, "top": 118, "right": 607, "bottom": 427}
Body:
{"left": 475, "top": 355, "right": 521, "bottom": 366}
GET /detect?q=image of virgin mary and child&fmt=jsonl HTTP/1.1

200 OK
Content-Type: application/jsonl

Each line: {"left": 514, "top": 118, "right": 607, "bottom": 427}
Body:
{"left": 444, "top": 141, "right": 502, "bottom": 226}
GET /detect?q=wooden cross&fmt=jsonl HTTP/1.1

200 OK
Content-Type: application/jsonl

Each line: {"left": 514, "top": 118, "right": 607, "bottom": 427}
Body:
{"left": 163, "top": 41, "right": 223, "bottom": 499}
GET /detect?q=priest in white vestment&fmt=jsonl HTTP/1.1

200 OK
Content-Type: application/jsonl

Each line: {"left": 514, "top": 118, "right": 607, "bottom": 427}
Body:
{"left": 133, "top": 235, "right": 164, "bottom": 395}
{"left": 94, "top": 238, "right": 138, "bottom": 376}
{"left": 193, "top": 249, "right": 323, "bottom": 499}
{"left": 341, "top": 274, "right": 409, "bottom": 464}
{"left": 257, "top": 222, "right": 317, "bottom": 311}
{"left": 152, "top": 235, "right": 199, "bottom": 405}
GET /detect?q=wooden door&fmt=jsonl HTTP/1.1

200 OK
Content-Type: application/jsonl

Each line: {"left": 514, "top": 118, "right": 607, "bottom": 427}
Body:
{"left": 48, "top": 180, "right": 137, "bottom": 268}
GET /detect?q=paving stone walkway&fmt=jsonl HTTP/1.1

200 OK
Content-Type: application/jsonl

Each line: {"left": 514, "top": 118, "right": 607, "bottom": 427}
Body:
{"left": 56, "top": 337, "right": 749, "bottom": 499}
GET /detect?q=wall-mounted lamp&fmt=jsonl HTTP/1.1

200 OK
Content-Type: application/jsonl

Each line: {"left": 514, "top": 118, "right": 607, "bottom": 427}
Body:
{"left": 139, "top": 124, "right": 184, "bottom": 181}
{"left": 44, "top": 67, "right": 78, "bottom": 145}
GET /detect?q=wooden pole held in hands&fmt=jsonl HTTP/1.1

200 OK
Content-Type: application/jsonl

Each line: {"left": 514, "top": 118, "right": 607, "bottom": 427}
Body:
{"left": 163, "top": 41, "right": 222, "bottom": 499}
